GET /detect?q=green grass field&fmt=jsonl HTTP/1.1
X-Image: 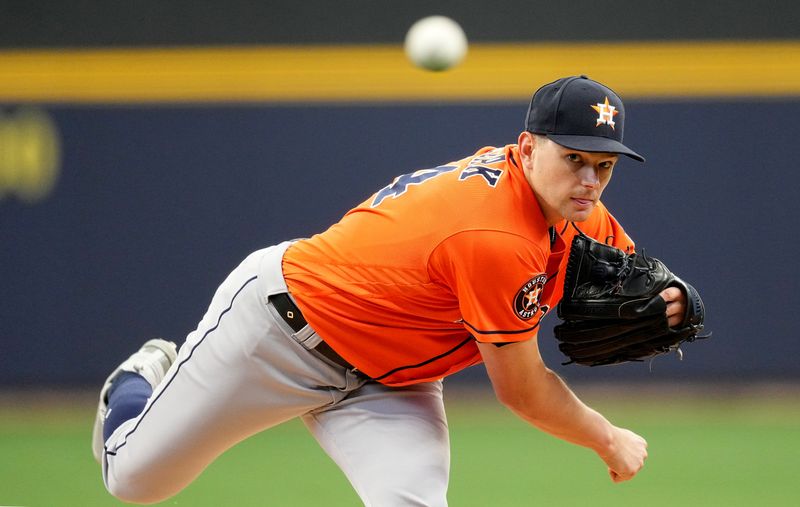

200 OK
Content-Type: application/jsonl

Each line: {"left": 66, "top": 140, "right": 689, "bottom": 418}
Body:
{"left": 1, "top": 385, "right": 798, "bottom": 506}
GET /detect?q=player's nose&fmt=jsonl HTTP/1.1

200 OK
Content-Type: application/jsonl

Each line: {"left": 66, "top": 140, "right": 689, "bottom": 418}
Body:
{"left": 579, "top": 166, "right": 601, "bottom": 188}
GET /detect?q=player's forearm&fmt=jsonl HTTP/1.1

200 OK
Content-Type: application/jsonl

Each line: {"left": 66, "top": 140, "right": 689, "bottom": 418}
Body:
{"left": 503, "top": 368, "right": 615, "bottom": 454}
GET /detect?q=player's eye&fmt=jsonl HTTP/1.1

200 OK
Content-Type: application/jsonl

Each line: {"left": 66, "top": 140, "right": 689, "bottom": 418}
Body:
{"left": 566, "top": 153, "right": 582, "bottom": 163}
{"left": 598, "top": 161, "right": 615, "bottom": 170}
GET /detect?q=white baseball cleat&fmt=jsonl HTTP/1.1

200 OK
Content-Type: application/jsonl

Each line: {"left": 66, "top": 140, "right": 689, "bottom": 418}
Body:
{"left": 91, "top": 338, "right": 178, "bottom": 463}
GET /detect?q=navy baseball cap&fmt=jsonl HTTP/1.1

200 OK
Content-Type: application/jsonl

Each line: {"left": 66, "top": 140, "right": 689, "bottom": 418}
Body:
{"left": 525, "top": 75, "right": 645, "bottom": 162}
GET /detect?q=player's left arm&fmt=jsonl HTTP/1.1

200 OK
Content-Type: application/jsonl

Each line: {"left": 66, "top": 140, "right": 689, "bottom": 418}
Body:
{"left": 428, "top": 230, "right": 551, "bottom": 342}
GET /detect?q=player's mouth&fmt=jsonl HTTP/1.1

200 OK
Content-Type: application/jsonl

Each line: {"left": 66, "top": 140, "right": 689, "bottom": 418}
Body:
{"left": 571, "top": 197, "right": 594, "bottom": 208}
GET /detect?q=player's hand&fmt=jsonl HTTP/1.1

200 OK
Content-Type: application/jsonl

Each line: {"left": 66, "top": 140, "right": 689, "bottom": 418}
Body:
{"left": 598, "top": 427, "right": 648, "bottom": 483}
{"left": 660, "top": 286, "right": 687, "bottom": 328}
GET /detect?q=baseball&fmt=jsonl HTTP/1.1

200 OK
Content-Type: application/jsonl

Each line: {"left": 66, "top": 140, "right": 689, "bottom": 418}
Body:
{"left": 404, "top": 16, "right": 468, "bottom": 71}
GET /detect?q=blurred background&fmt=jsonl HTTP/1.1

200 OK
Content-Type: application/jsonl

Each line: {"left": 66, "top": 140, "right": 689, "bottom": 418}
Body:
{"left": 3, "top": 0, "right": 799, "bottom": 386}
{"left": 2, "top": 1, "right": 799, "bottom": 505}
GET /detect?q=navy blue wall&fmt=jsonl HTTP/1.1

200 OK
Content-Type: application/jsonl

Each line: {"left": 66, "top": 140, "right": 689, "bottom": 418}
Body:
{"left": 4, "top": 0, "right": 799, "bottom": 47}
{"left": 2, "top": 100, "right": 798, "bottom": 386}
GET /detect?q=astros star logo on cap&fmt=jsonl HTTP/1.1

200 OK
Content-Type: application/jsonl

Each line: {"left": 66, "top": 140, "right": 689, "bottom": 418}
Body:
{"left": 591, "top": 96, "right": 619, "bottom": 130}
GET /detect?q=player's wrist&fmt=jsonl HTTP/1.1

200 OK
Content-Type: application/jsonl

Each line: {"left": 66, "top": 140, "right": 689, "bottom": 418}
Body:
{"left": 591, "top": 422, "right": 619, "bottom": 458}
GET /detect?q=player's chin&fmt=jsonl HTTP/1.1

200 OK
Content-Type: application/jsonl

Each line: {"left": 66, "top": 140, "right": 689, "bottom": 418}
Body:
{"left": 564, "top": 203, "right": 595, "bottom": 222}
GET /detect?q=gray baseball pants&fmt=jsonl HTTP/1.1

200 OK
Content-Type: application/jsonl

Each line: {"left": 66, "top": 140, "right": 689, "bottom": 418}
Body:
{"left": 101, "top": 242, "right": 451, "bottom": 506}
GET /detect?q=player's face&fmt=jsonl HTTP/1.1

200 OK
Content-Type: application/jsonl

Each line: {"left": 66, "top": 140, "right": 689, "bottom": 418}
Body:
{"left": 519, "top": 133, "right": 617, "bottom": 225}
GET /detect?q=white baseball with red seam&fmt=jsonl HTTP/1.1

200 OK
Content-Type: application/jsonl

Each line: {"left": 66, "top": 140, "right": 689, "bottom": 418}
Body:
{"left": 404, "top": 16, "right": 468, "bottom": 71}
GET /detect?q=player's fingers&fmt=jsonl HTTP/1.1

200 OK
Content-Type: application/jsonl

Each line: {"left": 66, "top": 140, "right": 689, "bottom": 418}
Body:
{"left": 659, "top": 286, "right": 682, "bottom": 303}
{"left": 661, "top": 287, "right": 685, "bottom": 327}
{"left": 610, "top": 469, "right": 631, "bottom": 483}
{"left": 666, "top": 300, "right": 683, "bottom": 315}
{"left": 666, "top": 300, "right": 684, "bottom": 316}
{"left": 666, "top": 301, "right": 685, "bottom": 327}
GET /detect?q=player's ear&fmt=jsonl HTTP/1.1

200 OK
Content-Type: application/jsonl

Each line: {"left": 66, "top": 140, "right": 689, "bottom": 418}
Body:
{"left": 518, "top": 131, "right": 535, "bottom": 158}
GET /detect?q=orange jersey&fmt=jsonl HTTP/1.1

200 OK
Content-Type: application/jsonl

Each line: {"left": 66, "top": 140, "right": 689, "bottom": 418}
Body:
{"left": 282, "top": 145, "right": 633, "bottom": 386}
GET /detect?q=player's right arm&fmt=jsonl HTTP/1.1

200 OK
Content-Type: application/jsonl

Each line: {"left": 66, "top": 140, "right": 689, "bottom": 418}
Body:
{"left": 477, "top": 338, "right": 648, "bottom": 482}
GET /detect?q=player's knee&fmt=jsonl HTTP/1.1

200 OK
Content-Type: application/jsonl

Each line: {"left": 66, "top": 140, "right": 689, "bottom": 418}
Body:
{"left": 105, "top": 465, "right": 179, "bottom": 505}
{"left": 105, "top": 484, "right": 159, "bottom": 505}
{"left": 359, "top": 466, "right": 449, "bottom": 507}
{"left": 106, "top": 479, "right": 169, "bottom": 505}
{"left": 363, "top": 486, "right": 448, "bottom": 507}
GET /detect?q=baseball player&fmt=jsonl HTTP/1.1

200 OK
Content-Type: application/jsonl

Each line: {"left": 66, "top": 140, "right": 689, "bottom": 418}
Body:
{"left": 93, "top": 75, "right": 687, "bottom": 505}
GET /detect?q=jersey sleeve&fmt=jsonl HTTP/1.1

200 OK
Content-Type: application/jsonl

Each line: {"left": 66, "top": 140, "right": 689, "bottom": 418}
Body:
{"left": 427, "top": 230, "right": 549, "bottom": 344}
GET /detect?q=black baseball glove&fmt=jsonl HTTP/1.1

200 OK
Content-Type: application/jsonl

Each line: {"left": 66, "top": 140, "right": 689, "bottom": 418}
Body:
{"left": 553, "top": 233, "right": 707, "bottom": 366}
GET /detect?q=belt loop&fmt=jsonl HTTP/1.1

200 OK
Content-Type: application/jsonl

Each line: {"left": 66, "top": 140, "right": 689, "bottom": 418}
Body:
{"left": 268, "top": 293, "right": 321, "bottom": 349}
{"left": 295, "top": 326, "right": 322, "bottom": 349}
{"left": 267, "top": 292, "right": 359, "bottom": 373}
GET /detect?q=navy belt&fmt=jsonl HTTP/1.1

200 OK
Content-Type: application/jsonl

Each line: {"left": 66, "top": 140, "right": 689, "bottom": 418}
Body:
{"left": 269, "top": 293, "right": 356, "bottom": 371}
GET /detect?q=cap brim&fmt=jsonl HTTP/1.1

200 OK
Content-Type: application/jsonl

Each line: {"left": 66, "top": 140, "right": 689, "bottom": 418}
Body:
{"left": 547, "top": 134, "right": 645, "bottom": 162}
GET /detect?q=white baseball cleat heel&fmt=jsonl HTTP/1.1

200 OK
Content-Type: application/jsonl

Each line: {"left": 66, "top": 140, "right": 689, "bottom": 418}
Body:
{"left": 91, "top": 338, "right": 178, "bottom": 462}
